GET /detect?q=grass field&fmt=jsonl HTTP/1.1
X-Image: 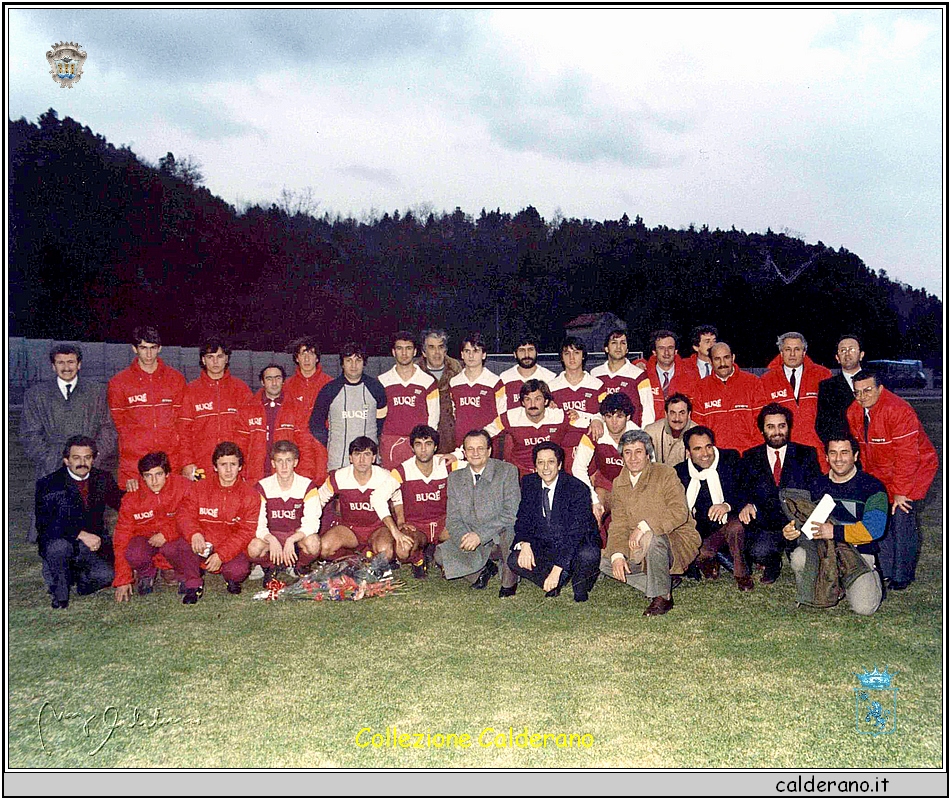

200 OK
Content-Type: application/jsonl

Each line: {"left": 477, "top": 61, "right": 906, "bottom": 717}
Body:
{"left": 6, "top": 402, "right": 944, "bottom": 769}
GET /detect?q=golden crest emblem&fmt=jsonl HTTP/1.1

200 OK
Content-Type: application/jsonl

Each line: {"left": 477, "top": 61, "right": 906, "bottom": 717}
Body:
{"left": 46, "top": 41, "right": 86, "bottom": 88}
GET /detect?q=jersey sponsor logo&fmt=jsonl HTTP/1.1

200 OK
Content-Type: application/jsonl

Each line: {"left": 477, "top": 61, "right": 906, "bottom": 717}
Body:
{"left": 342, "top": 409, "right": 368, "bottom": 419}
{"left": 271, "top": 509, "right": 300, "bottom": 520}
{"left": 196, "top": 401, "right": 214, "bottom": 412}
{"left": 561, "top": 399, "right": 588, "bottom": 411}
{"left": 651, "top": 387, "right": 660, "bottom": 396}
{"left": 199, "top": 506, "right": 219, "bottom": 518}
{"left": 348, "top": 501, "right": 374, "bottom": 512}
{"left": 459, "top": 396, "right": 482, "bottom": 407}
{"left": 604, "top": 386, "right": 620, "bottom": 395}
{"left": 248, "top": 416, "right": 264, "bottom": 426}
{"left": 524, "top": 436, "right": 551, "bottom": 446}
{"left": 393, "top": 396, "right": 417, "bottom": 407}
{"left": 704, "top": 399, "right": 722, "bottom": 409}
{"left": 127, "top": 393, "right": 148, "bottom": 404}
{"left": 415, "top": 491, "right": 443, "bottom": 503}
{"left": 770, "top": 390, "right": 788, "bottom": 399}
{"left": 605, "top": 456, "right": 623, "bottom": 467}
{"left": 132, "top": 509, "right": 154, "bottom": 521}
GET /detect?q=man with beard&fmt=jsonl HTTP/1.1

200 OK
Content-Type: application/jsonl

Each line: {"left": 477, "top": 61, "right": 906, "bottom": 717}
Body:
{"left": 373, "top": 425, "right": 459, "bottom": 578}
{"left": 378, "top": 332, "right": 439, "bottom": 469}
{"left": 590, "top": 329, "right": 655, "bottom": 427}
{"left": 571, "top": 393, "right": 639, "bottom": 527}
{"left": 782, "top": 436, "right": 887, "bottom": 614}
{"left": 417, "top": 329, "right": 463, "bottom": 454}
{"left": 815, "top": 334, "right": 865, "bottom": 442}
{"left": 760, "top": 332, "right": 831, "bottom": 454}
{"left": 500, "top": 335, "right": 557, "bottom": 411}
{"left": 694, "top": 342, "right": 768, "bottom": 454}
{"left": 448, "top": 332, "right": 507, "bottom": 440}
{"left": 738, "top": 403, "right": 821, "bottom": 584}
{"left": 847, "top": 370, "right": 938, "bottom": 590}
{"left": 643, "top": 393, "right": 697, "bottom": 466}
{"left": 637, "top": 329, "right": 701, "bottom": 419}
{"left": 675, "top": 426, "right": 752, "bottom": 591}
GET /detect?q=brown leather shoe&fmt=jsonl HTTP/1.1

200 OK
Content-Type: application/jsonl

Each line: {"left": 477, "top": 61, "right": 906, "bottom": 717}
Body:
{"left": 698, "top": 557, "right": 720, "bottom": 581}
{"left": 643, "top": 595, "right": 674, "bottom": 616}
{"left": 736, "top": 576, "right": 754, "bottom": 592}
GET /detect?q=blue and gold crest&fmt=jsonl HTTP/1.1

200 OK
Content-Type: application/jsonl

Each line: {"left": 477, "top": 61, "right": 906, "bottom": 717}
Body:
{"left": 853, "top": 667, "right": 898, "bottom": 736}
{"left": 46, "top": 41, "right": 87, "bottom": 89}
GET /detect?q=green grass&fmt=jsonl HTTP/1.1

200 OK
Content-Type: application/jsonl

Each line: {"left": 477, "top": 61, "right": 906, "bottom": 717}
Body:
{"left": 6, "top": 402, "right": 943, "bottom": 768}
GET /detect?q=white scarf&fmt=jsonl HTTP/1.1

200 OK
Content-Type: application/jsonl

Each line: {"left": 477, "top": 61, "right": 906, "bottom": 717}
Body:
{"left": 685, "top": 447, "right": 724, "bottom": 512}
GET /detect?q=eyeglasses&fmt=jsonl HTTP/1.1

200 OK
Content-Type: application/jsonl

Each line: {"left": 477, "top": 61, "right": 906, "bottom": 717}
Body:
{"left": 838, "top": 346, "right": 858, "bottom": 354}
{"left": 853, "top": 387, "right": 877, "bottom": 397}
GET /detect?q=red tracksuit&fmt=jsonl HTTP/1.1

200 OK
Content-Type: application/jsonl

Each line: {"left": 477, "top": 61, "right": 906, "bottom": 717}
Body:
{"left": 847, "top": 388, "right": 937, "bottom": 503}
{"left": 693, "top": 368, "right": 768, "bottom": 454}
{"left": 634, "top": 354, "right": 701, "bottom": 420}
{"left": 237, "top": 390, "right": 323, "bottom": 484}
{"left": 283, "top": 366, "right": 332, "bottom": 483}
{"left": 108, "top": 358, "right": 187, "bottom": 484}
{"left": 760, "top": 354, "right": 831, "bottom": 453}
{"left": 177, "top": 370, "right": 252, "bottom": 476}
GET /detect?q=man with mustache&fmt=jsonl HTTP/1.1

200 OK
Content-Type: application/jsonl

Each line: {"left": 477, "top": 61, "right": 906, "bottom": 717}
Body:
{"left": 499, "top": 335, "right": 557, "bottom": 411}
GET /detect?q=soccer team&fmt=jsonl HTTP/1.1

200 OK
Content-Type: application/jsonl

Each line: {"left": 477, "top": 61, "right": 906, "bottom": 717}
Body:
{"left": 25, "top": 324, "right": 937, "bottom": 615}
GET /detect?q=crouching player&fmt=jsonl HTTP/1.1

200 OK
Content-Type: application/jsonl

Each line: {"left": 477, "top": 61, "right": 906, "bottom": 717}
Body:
{"left": 166, "top": 442, "right": 261, "bottom": 603}
{"left": 316, "top": 437, "right": 397, "bottom": 561}
{"left": 373, "top": 424, "right": 457, "bottom": 579}
{"left": 249, "top": 440, "right": 322, "bottom": 582}
{"left": 113, "top": 451, "right": 191, "bottom": 601}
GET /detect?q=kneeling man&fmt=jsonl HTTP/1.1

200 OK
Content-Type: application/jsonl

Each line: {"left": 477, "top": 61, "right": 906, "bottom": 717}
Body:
{"left": 782, "top": 435, "right": 887, "bottom": 615}
{"left": 508, "top": 442, "right": 601, "bottom": 601}
{"left": 601, "top": 430, "right": 700, "bottom": 616}
{"left": 249, "top": 440, "right": 322, "bottom": 582}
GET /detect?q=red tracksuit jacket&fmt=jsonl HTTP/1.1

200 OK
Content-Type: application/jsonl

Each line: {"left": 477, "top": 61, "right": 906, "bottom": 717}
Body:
{"left": 634, "top": 354, "right": 702, "bottom": 420}
{"left": 237, "top": 389, "right": 323, "bottom": 484}
{"left": 760, "top": 354, "right": 831, "bottom": 452}
{"left": 177, "top": 477, "right": 261, "bottom": 563}
{"left": 177, "top": 370, "right": 252, "bottom": 475}
{"left": 693, "top": 368, "right": 768, "bottom": 453}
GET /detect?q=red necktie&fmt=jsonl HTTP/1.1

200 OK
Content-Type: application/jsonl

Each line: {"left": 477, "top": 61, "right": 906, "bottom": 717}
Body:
{"left": 773, "top": 450, "right": 782, "bottom": 486}
{"left": 661, "top": 371, "right": 670, "bottom": 398}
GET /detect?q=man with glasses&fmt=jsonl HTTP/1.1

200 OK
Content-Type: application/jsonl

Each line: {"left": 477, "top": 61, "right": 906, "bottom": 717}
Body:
{"left": 847, "top": 370, "right": 937, "bottom": 591}
{"left": 816, "top": 334, "right": 865, "bottom": 442}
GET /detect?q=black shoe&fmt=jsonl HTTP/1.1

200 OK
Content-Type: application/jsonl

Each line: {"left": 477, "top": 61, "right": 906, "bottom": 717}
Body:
{"left": 888, "top": 579, "right": 911, "bottom": 591}
{"left": 684, "top": 562, "right": 703, "bottom": 582}
{"left": 182, "top": 587, "right": 202, "bottom": 605}
{"left": 498, "top": 585, "right": 517, "bottom": 598}
{"left": 761, "top": 563, "right": 782, "bottom": 585}
{"left": 136, "top": 574, "right": 155, "bottom": 596}
{"left": 412, "top": 562, "right": 427, "bottom": 580}
{"left": 51, "top": 598, "right": 68, "bottom": 609}
{"left": 178, "top": 581, "right": 187, "bottom": 595}
{"left": 544, "top": 587, "right": 561, "bottom": 598}
{"left": 670, "top": 575, "right": 683, "bottom": 591}
{"left": 573, "top": 593, "right": 589, "bottom": 603}
{"left": 226, "top": 580, "right": 242, "bottom": 595}
{"left": 261, "top": 566, "right": 276, "bottom": 584}
{"left": 470, "top": 560, "right": 498, "bottom": 590}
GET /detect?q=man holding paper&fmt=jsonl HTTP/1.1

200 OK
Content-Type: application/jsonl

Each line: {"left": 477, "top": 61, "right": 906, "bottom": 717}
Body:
{"left": 782, "top": 435, "right": 887, "bottom": 615}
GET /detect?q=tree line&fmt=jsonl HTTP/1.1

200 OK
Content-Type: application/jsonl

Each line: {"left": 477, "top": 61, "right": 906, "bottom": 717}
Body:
{"left": 8, "top": 109, "right": 943, "bottom": 369}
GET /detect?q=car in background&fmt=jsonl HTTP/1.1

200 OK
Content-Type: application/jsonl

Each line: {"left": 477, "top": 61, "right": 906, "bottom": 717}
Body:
{"left": 866, "top": 359, "right": 928, "bottom": 390}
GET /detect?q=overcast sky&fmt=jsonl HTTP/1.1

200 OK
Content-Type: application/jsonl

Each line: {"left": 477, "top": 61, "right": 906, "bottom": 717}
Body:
{"left": 8, "top": 7, "right": 944, "bottom": 296}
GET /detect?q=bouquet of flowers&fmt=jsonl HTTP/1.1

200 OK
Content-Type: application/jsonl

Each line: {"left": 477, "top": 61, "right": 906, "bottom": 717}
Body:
{"left": 253, "top": 553, "right": 404, "bottom": 601}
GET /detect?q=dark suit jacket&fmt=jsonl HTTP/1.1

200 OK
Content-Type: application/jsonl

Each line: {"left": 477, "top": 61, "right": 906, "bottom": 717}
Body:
{"left": 513, "top": 472, "right": 599, "bottom": 570}
{"left": 815, "top": 372, "right": 856, "bottom": 442}
{"left": 740, "top": 442, "right": 821, "bottom": 530}
{"left": 35, "top": 466, "right": 124, "bottom": 558}
{"left": 674, "top": 448, "right": 743, "bottom": 534}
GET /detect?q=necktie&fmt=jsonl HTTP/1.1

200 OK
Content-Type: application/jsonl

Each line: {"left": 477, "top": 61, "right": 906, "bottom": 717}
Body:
{"left": 703, "top": 362, "right": 710, "bottom": 378}
{"left": 662, "top": 371, "right": 670, "bottom": 397}
{"left": 474, "top": 472, "right": 482, "bottom": 485}
{"left": 773, "top": 450, "right": 782, "bottom": 486}
{"left": 65, "top": 383, "right": 72, "bottom": 401}
{"left": 864, "top": 410, "right": 870, "bottom": 442}
{"left": 789, "top": 369, "right": 797, "bottom": 398}
{"left": 543, "top": 486, "right": 551, "bottom": 518}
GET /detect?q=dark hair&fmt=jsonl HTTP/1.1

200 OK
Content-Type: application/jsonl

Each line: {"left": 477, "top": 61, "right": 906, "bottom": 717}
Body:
{"left": 690, "top": 324, "right": 718, "bottom": 348}
{"left": 665, "top": 392, "right": 693, "bottom": 414}
{"left": 757, "top": 402, "right": 794, "bottom": 433}
{"left": 513, "top": 334, "right": 539, "bottom": 351}
{"left": 519, "top": 378, "right": 553, "bottom": 405}
{"left": 138, "top": 451, "right": 171, "bottom": 475}
{"left": 391, "top": 331, "right": 417, "bottom": 351}
{"left": 684, "top": 426, "right": 716, "bottom": 449}
{"left": 349, "top": 436, "right": 378, "bottom": 456}
{"left": 259, "top": 363, "right": 286, "bottom": 383}
{"left": 461, "top": 332, "right": 489, "bottom": 356}
{"left": 132, "top": 326, "right": 162, "bottom": 347}
{"left": 823, "top": 434, "right": 860, "bottom": 456}
{"left": 836, "top": 333, "right": 862, "bottom": 353}
{"left": 289, "top": 336, "right": 320, "bottom": 362}
{"left": 49, "top": 343, "right": 82, "bottom": 364}
{"left": 63, "top": 434, "right": 97, "bottom": 460}
{"left": 600, "top": 392, "right": 635, "bottom": 417}
{"left": 199, "top": 338, "right": 232, "bottom": 367}
{"left": 212, "top": 441, "right": 244, "bottom": 467}
{"left": 560, "top": 336, "right": 588, "bottom": 366}
{"left": 462, "top": 429, "right": 492, "bottom": 449}
{"left": 533, "top": 441, "right": 565, "bottom": 468}
{"left": 851, "top": 369, "right": 879, "bottom": 387}
{"left": 651, "top": 329, "right": 678, "bottom": 349}
{"left": 409, "top": 424, "right": 440, "bottom": 449}
{"left": 602, "top": 329, "right": 628, "bottom": 350}
{"left": 270, "top": 439, "right": 300, "bottom": 460}
{"left": 339, "top": 342, "right": 367, "bottom": 365}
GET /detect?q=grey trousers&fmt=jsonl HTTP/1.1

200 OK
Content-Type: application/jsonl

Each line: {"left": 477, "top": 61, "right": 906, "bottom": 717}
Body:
{"left": 599, "top": 534, "right": 673, "bottom": 598}
{"left": 789, "top": 548, "right": 882, "bottom": 616}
